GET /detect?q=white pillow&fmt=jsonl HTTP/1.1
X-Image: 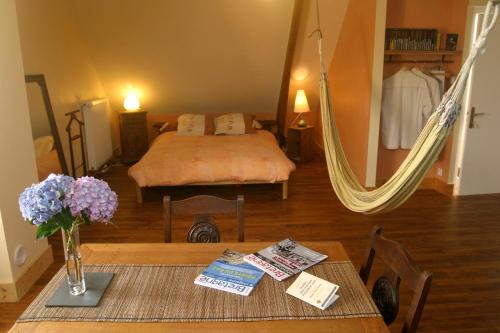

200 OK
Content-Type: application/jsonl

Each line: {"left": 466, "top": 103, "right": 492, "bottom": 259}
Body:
{"left": 177, "top": 114, "right": 206, "bottom": 136}
{"left": 214, "top": 113, "right": 246, "bottom": 135}
{"left": 253, "top": 120, "right": 263, "bottom": 129}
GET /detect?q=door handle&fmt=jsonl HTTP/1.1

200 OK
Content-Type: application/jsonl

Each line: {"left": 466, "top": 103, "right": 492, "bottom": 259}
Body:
{"left": 469, "top": 107, "right": 486, "bottom": 128}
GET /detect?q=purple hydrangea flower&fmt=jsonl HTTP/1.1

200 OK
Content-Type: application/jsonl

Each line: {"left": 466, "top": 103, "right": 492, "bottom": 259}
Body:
{"left": 64, "top": 176, "right": 118, "bottom": 223}
{"left": 18, "top": 174, "right": 75, "bottom": 225}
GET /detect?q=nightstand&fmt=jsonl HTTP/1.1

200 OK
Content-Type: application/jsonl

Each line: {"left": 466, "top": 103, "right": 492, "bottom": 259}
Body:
{"left": 287, "top": 125, "right": 314, "bottom": 162}
{"left": 119, "top": 110, "right": 148, "bottom": 163}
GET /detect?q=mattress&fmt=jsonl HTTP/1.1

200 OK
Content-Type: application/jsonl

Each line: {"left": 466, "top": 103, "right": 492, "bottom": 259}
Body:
{"left": 128, "top": 130, "right": 295, "bottom": 187}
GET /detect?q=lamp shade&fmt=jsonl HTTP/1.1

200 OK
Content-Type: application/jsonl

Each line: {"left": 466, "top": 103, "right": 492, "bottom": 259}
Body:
{"left": 123, "top": 93, "right": 141, "bottom": 111}
{"left": 294, "top": 89, "right": 310, "bottom": 113}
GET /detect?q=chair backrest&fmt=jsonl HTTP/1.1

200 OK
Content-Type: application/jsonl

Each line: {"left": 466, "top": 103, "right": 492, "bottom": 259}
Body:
{"left": 163, "top": 195, "right": 244, "bottom": 243}
{"left": 359, "top": 226, "right": 432, "bottom": 333}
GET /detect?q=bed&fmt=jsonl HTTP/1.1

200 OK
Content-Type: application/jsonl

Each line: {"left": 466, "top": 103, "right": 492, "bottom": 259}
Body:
{"left": 128, "top": 130, "right": 295, "bottom": 202}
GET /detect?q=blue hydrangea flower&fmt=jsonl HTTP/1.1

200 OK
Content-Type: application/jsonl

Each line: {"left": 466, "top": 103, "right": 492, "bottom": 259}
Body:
{"left": 64, "top": 176, "right": 118, "bottom": 223}
{"left": 18, "top": 174, "right": 75, "bottom": 225}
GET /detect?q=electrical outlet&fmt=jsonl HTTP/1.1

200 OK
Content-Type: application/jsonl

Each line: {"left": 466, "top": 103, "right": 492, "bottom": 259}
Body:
{"left": 14, "top": 245, "right": 27, "bottom": 266}
{"left": 437, "top": 168, "right": 443, "bottom": 177}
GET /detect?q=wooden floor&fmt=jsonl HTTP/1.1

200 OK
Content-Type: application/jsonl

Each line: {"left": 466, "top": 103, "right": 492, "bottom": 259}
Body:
{"left": 1, "top": 157, "right": 500, "bottom": 332}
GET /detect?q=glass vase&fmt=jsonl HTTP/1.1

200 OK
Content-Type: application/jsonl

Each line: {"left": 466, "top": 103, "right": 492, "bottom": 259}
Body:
{"left": 61, "top": 224, "right": 86, "bottom": 295}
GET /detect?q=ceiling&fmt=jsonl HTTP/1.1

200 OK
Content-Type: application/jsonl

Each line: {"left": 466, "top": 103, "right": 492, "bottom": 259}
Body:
{"left": 71, "top": 0, "right": 295, "bottom": 115}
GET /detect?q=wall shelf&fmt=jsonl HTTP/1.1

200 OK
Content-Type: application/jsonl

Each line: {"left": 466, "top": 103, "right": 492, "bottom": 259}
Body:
{"left": 384, "top": 50, "right": 462, "bottom": 64}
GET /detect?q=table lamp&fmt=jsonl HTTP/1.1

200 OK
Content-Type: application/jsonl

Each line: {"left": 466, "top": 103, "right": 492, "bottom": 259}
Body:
{"left": 293, "top": 89, "right": 310, "bottom": 127}
{"left": 124, "top": 93, "right": 141, "bottom": 111}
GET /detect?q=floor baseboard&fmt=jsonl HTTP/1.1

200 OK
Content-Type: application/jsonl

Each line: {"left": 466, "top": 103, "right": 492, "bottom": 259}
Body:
{"left": 376, "top": 177, "right": 453, "bottom": 196}
{"left": 0, "top": 245, "right": 53, "bottom": 302}
{"left": 419, "top": 178, "right": 454, "bottom": 196}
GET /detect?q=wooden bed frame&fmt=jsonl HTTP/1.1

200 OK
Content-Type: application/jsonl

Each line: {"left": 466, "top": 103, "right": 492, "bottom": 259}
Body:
{"left": 135, "top": 181, "right": 288, "bottom": 203}
{"left": 135, "top": 119, "right": 290, "bottom": 203}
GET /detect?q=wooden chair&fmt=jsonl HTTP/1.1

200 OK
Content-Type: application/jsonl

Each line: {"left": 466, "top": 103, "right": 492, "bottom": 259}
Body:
{"left": 359, "top": 226, "right": 432, "bottom": 333}
{"left": 163, "top": 195, "right": 244, "bottom": 243}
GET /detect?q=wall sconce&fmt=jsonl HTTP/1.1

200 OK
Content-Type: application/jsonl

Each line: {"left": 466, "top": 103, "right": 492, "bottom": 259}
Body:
{"left": 293, "top": 89, "right": 310, "bottom": 127}
{"left": 292, "top": 67, "right": 309, "bottom": 81}
{"left": 123, "top": 93, "right": 140, "bottom": 111}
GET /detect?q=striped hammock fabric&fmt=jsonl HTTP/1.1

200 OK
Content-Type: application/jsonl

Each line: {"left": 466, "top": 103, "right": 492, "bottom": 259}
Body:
{"left": 318, "top": 0, "right": 499, "bottom": 214}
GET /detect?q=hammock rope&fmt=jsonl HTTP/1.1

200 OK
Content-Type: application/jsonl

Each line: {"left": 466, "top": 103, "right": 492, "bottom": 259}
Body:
{"left": 316, "top": 0, "right": 499, "bottom": 214}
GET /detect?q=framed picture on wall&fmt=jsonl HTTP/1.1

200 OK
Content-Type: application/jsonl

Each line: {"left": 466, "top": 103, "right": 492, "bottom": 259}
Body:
{"left": 445, "top": 33, "right": 459, "bottom": 51}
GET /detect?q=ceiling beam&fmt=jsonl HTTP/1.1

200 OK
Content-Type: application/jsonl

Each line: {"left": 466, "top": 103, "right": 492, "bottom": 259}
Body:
{"left": 276, "top": 0, "right": 303, "bottom": 146}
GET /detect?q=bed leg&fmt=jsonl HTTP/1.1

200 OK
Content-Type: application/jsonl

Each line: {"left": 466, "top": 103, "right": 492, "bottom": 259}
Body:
{"left": 136, "top": 185, "right": 144, "bottom": 204}
{"left": 282, "top": 182, "right": 288, "bottom": 200}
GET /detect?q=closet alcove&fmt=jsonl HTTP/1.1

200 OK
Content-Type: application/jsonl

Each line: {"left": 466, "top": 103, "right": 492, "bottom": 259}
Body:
{"left": 376, "top": 0, "right": 467, "bottom": 189}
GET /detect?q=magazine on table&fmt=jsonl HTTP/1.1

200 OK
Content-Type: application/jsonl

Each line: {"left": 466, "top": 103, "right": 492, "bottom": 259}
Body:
{"left": 243, "top": 238, "right": 328, "bottom": 281}
{"left": 194, "top": 249, "right": 265, "bottom": 296}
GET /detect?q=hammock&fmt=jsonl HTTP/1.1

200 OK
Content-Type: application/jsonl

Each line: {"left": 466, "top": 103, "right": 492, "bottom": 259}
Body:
{"left": 317, "top": 0, "right": 499, "bottom": 214}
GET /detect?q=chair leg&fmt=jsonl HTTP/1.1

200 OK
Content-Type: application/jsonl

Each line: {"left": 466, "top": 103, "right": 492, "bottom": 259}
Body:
{"left": 136, "top": 185, "right": 143, "bottom": 204}
{"left": 359, "top": 226, "right": 383, "bottom": 284}
{"left": 282, "top": 182, "right": 288, "bottom": 200}
{"left": 237, "top": 195, "right": 244, "bottom": 242}
{"left": 163, "top": 196, "right": 172, "bottom": 243}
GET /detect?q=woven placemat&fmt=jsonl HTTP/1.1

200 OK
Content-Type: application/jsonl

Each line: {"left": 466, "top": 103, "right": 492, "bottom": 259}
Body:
{"left": 18, "top": 262, "right": 380, "bottom": 323}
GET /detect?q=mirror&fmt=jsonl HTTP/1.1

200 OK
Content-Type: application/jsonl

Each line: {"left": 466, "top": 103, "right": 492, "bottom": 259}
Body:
{"left": 25, "top": 74, "right": 68, "bottom": 179}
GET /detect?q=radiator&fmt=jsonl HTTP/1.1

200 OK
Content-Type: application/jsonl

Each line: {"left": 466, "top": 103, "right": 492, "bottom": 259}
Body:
{"left": 81, "top": 98, "right": 113, "bottom": 171}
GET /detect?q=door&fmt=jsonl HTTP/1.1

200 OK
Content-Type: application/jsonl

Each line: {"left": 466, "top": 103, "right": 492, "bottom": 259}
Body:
{"left": 454, "top": 6, "right": 500, "bottom": 195}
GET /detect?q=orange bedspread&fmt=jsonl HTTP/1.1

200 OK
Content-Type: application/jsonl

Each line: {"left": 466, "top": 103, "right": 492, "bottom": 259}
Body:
{"left": 128, "top": 130, "right": 295, "bottom": 187}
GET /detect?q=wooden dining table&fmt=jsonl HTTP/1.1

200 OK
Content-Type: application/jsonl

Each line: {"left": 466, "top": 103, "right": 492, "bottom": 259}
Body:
{"left": 10, "top": 241, "right": 389, "bottom": 333}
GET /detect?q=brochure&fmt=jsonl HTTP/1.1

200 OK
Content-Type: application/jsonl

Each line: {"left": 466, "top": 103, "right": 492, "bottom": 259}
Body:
{"left": 194, "top": 249, "right": 265, "bottom": 296}
{"left": 243, "top": 238, "right": 327, "bottom": 281}
{"left": 286, "top": 271, "right": 340, "bottom": 310}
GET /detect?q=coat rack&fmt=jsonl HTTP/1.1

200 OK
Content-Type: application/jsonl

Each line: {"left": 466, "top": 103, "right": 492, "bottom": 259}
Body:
{"left": 65, "top": 109, "right": 87, "bottom": 177}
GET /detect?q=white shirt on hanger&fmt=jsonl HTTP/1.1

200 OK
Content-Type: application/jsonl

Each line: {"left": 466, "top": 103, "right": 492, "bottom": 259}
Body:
{"left": 430, "top": 69, "right": 446, "bottom": 96}
{"left": 381, "top": 68, "right": 433, "bottom": 149}
{"left": 411, "top": 67, "right": 441, "bottom": 114}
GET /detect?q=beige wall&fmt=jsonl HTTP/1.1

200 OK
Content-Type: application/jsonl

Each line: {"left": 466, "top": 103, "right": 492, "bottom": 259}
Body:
{"left": 0, "top": 0, "right": 49, "bottom": 283}
{"left": 15, "top": 1, "right": 347, "bottom": 159}
{"left": 0, "top": 212, "right": 11, "bottom": 281}
{"left": 26, "top": 84, "right": 52, "bottom": 140}
{"left": 70, "top": 0, "right": 294, "bottom": 119}
{"left": 15, "top": 0, "right": 110, "bottom": 167}
{"left": 286, "top": 0, "right": 349, "bottom": 146}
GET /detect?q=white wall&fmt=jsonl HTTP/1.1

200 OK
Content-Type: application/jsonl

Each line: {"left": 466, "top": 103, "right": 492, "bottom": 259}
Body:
{"left": 449, "top": 0, "right": 489, "bottom": 185}
{"left": 0, "top": 0, "right": 49, "bottom": 283}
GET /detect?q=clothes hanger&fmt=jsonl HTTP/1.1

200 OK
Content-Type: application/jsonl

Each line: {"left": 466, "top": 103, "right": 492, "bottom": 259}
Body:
{"left": 420, "top": 66, "right": 435, "bottom": 77}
